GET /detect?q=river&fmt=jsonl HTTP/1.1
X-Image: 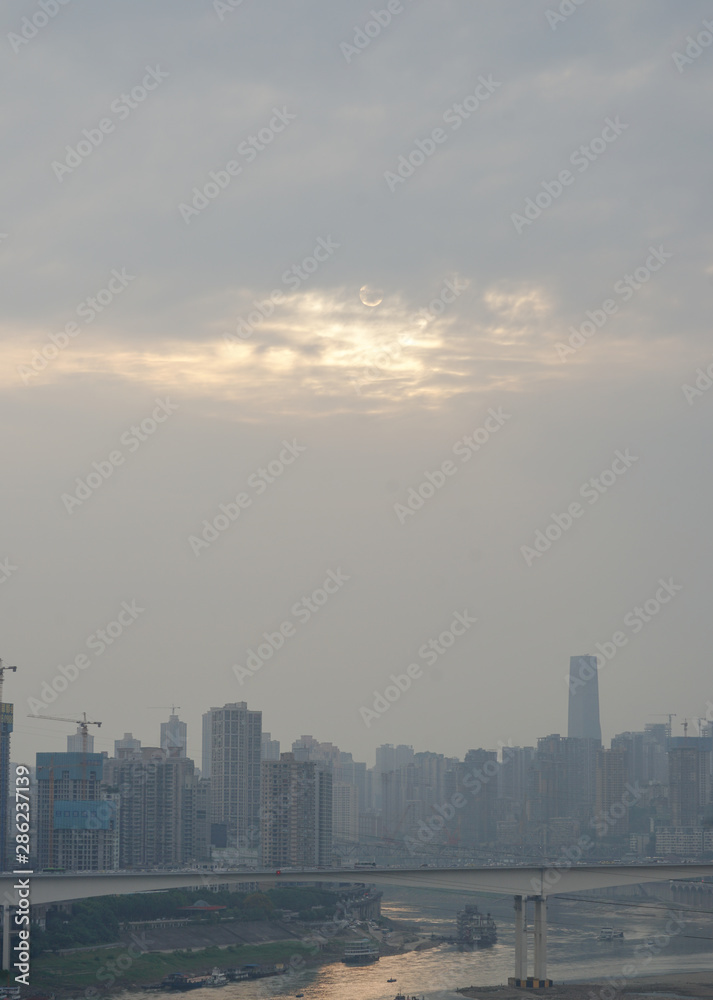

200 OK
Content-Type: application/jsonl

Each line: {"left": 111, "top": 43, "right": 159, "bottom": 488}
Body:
{"left": 114, "top": 887, "right": 713, "bottom": 1000}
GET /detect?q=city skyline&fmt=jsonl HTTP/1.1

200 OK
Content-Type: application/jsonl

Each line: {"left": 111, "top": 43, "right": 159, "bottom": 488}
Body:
{"left": 8, "top": 681, "right": 711, "bottom": 772}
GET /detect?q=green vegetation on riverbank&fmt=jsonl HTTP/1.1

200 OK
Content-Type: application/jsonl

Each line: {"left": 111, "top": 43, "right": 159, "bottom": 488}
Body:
{"left": 29, "top": 938, "right": 334, "bottom": 995}
{"left": 32, "top": 886, "right": 338, "bottom": 956}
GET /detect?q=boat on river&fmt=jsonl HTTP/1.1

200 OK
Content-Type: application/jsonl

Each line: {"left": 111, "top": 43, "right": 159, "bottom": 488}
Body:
{"left": 343, "top": 938, "right": 380, "bottom": 964}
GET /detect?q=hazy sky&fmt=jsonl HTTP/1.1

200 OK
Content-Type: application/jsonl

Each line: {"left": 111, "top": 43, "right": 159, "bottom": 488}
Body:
{"left": 2, "top": 0, "right": 712, "bottom": 768}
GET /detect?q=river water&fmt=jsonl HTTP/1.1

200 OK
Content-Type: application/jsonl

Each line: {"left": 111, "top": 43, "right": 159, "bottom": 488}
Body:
{"left": 114, "top": 887, "right": 713, "bottom": 1000}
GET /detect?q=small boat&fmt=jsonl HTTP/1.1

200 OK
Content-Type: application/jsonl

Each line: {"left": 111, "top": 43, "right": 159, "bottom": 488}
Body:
{"left": 295, "top": 994, "right": 305, "bottom": 997}
{"left": 387, "top": 978, "right": 397, "bottom": 983}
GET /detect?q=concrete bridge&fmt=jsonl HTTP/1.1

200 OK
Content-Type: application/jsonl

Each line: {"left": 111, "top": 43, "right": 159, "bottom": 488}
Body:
{"left": 2, "top": 863, "right": 711, "bottom": 986}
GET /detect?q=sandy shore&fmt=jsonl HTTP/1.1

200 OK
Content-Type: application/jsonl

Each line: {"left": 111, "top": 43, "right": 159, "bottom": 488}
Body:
{"left": 458, "top": 970, "right": 713, "bottom": 998}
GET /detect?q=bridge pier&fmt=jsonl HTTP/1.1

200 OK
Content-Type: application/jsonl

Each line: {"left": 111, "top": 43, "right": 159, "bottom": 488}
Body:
{"left": 514, "top": 894, "right": 527, "bottom": 981}
{"left": 509, "top": 894, "right": 552, "bottom": 989}
{"left": 533, "top": 895, "right": 547, "bottom": 982}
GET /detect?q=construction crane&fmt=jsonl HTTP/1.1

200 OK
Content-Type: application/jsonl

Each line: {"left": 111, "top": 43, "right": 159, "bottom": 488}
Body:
{"left": 148, "top": 705, "right": 181, "bottom": 714}
{"left": 0, "top": 658, "right": 17, "bottom": 702}
{"left": 29, "top": 712, "right": 102, "bottom": 753}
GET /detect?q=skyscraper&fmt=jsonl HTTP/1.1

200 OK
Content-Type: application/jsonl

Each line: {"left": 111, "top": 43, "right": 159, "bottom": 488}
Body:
{"left": 67, "top": 728, "right": 94, "bottom": 754}
{"left": 261, "top": 732, "right": 280, "bottom": 761}
{"left": 668, "top": 737, "right": 712, "bottom": 827}
{"left": 260, "top": 753, "right": 332, "bottom": 867}
{"left": 595, "top": 748, "right": 628, "bottom": 838}
{"left": 567, "top": 655, "right": 602, "bottom": 743}
{"left": 203, "top": 702, "right": 261, "bottom": 850}
{"left": 0, "top": 702, "right": 13, "bottom": 871}
{"left": 114, "top": 733, "right": 142, "bottom": 758}
{"left": 160, "top": 713, "right": 187, "bottom": 757}
{"left": 104, "top": 747, "right": 197, "bottom": 867}
{"left": 36, "top": 752, "right": 118, "bottom": 870}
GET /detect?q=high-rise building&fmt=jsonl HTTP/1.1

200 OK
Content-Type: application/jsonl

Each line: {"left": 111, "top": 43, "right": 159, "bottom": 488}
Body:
{"left": 612, "top": 729, "right": 668, "bottom": 788}
{"left": 0, "top": 702, "right": 13, "bottom": 870}
{"left": 595, "top": 748, "right": 628, "bottom": 838}
{"left": 292, "top": 735, "right": 340, "bottom": 765}
{"left": 160, "top": 714, "right": 187, "bottom": 758}
{"left": 668, "top": 738, "right": 712, "bottom": 827}
{"left": 452, "top": 749, "right": 498, "bottom": 847}
{"left": 498, "top": 746, "right": 535, "bottom": 823}
{"left": 194, "top": 777, "right": 211, "bottom": 862}
{"left": 36, "top": 752, "right": 118, "bottom": 870}
{"left": 528, "top": 734, "right": 599, "bottom": 840}
{"left": 260, "top": 753, "right": 332, "bottom": 867}
{"left": 115, "top": 733, "right": 141, "bottom": 759}
{"left": 67, "top": 728, "right": 94, "bottom": 754}
{"left": 332, "top": 782, "right": 359, "bottom": 842}
{"left": 261, "top": 733, "right": 280, "bottom": 761}
{"left": 567, "top": 655, "right": 602, "bottom": 743}
{"left": 644, "top": 724, "right": 670, "bottom": 784}
{"left": 203, "top": 703, "right": 261, "bottom": 849}
{"left": 201, "top": 712, "right": 211, "bottom": 779}
{"left": 373, "top": 744, "right": 414, "bottom": 812}
{"left": 104, "top": 748, "right": 197, "bottom": 867}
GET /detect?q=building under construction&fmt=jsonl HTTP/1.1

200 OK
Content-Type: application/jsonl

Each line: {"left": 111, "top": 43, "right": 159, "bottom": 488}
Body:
{"left": 456, "top": 904, "right": 497, "bottom": 949}
{"left": 36, "top": 752, "right": 118, "bottom": 870}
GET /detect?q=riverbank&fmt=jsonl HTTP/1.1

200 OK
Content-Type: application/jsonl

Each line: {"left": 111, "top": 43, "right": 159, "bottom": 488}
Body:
{"left": 24, "top": 938, "right": 324, "bottom": 996}
{"left": 459, "top": 970, "right": 713, "bottom": 998}
{"left": 23, "top": 923, "right": 433, "bottom": 997}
